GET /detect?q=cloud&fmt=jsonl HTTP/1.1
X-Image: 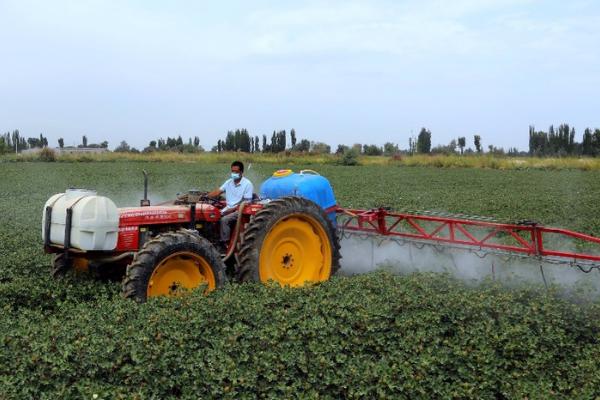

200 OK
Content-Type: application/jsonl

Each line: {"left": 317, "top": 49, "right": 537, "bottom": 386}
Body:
{"left": 232, "top": 0, "right": 599, "bottom": 67}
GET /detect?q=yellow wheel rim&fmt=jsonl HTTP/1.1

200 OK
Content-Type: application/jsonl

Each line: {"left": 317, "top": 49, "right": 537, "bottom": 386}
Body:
{"left": 259, "top": 214, "right": 332, "bottom": 286}
{"left": 147, "top": 251, "right": 216, "bottom": 297}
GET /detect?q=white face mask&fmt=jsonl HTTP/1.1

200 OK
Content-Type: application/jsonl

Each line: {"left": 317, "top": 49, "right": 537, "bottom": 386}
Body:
{"left": 231, "top": 172, "right": 241, "bottom": 180}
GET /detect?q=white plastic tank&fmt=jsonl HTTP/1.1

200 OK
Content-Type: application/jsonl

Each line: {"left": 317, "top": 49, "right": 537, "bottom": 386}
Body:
{"left": 42, "top": 189, "right": 119, "bottom": 251}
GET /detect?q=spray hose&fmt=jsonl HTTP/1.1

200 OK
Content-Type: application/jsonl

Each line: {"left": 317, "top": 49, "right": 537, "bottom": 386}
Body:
{"left": 222, "top": 201, "right": 246, "bottom": 262}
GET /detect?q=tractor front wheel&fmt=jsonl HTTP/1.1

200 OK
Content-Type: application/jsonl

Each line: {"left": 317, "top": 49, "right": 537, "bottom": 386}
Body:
{"left": 51, "top": 254, "right": 89, "bottom": 278}
{"left": 122, "top": 230, "right": 226, "bottom": 302}
{"left": 237, "top": 196, "right": 341, "bottom": 286}
{"left": 51, "top": 253, "right": 71, "bottom": 278}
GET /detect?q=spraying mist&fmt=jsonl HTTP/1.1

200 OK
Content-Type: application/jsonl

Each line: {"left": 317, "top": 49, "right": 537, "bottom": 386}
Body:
{"left": 338, "top": 232, "right": 600, "bottom": 299}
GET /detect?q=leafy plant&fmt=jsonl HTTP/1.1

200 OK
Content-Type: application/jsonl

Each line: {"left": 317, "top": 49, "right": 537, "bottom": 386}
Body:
{"left": 2, "top": 162, "right": 600, "bottom": 398}
{"left": 339, "top": 148, "right": 360, "bottom": 166}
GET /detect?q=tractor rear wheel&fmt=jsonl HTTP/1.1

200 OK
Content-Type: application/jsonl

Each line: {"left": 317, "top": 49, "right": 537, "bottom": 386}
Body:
{"left": 122, "top": 230, "right": 225, "bottom": 302}
{"left": 237, "top": 196, "right": 341, "bottom": 286}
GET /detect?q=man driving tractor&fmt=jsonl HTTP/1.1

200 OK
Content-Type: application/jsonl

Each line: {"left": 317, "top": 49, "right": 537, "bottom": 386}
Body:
{"left": 208, "top": 161, "right": 254, "bottom": 250}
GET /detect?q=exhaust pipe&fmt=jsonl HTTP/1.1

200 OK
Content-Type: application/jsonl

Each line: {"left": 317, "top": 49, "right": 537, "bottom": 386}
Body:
{"left": 140, "top": 170, "right": 150, "bottom": 206}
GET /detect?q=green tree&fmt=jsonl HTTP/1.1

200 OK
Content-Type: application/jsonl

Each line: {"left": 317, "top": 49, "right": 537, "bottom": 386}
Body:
{"left": 224, "top": 132, "right": 234, "bottom": 151}
{"left": 339, "top": 147, "right": 359, "bottom": 165}
{"left": 27, "top": 138, "right": 40, "bottom": 148}
{"left": 383, "top": 142, "right": 399, "bottom": 156}
{"left": 363, "top": 144, "right": 383, "bottom": 156}
{"left": 290, "top": 129, "right": 297, "bottom": 148}
{"left": 417, "top": 128, "right": 431, "bottom": 154}
{"left": 310, "top": 142, "right": 331, "bottom": 154}
{"left": 279, "top": 130, "right": 286, "bottom": 152}
{"left": 335, "top": 144, "right": 349, "bottom": 154}
{"left": 595, "top": 129, "right": 600, "bottom": 155}
{"left": 58, "top": 138, "right": 64, "bottom": 148}
{"left": 474, "top": 135, "right": 481, "bottom": 153}
{"left": 114, "top": 140, "right": 131, "bottom": 152}
{"left": 458, "top": 137, "right": 466, "bottom": 155}
{"left": 240, "top": 129, "right": 251, "bottom": 152}
{"left": 529, "top": 125, "right": 548, "bottom": 156}
{"left": 295, "top": 139, "right": 310, "bottom": 152}
{"left": 582, "top": 128, "right": 594, "bottom": 156}
{"left": 82, "top": 135, "right": 88, "bottom": 147}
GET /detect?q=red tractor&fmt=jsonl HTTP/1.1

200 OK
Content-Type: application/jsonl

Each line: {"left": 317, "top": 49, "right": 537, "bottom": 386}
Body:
{"left": 43, "top": 170, "right": 341, "bottom": 302}
{"left": 44, "top": 169, "right": 600, "bottom": 302}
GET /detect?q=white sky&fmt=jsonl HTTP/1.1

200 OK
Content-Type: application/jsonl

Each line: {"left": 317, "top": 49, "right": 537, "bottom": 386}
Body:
{"left": 1, "top": 0, "right": 599, "bottom": 151}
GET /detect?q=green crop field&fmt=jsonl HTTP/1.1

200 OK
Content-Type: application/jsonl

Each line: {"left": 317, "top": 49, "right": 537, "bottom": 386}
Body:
{"left": 2, "top": 162, "right": 600, "bottom": 398}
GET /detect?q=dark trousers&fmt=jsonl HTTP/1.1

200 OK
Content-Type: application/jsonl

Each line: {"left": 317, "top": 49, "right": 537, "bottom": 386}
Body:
{"left": 220, "top": 211, "right": 238, "bottom": 243}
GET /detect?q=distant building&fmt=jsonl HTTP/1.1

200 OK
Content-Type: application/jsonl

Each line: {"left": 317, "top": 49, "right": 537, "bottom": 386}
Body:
{"left": 20, "top": 146, "right": 110, "bottom": 155}
{"left": 56, "top": 147, "right": 109, "bottom": 154}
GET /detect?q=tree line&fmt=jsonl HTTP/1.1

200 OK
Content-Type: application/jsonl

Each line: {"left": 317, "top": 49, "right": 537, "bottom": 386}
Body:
{"left": 0, "top": 130, "right": 48, "bottom": 153}
{"left": 139, "top": 135, "right": 204, "bottom": 153}
{"left": 529, "top": 124, "right": 600, "bottom": 156}
{"left": 213, "top": 129, "right": 330, "bottom": 154}
{"left": 2, "top": 124, "right": 600, "bottom": 157}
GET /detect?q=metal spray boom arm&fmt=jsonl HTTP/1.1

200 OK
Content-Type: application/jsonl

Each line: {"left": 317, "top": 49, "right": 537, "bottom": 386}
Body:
{"left": 337, "top": 207, "right": 600, "bottom": 265}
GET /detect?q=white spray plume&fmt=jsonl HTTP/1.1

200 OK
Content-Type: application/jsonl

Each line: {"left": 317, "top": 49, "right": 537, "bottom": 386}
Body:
{"left": 338, "top": 233, "right": 600, "bottom": 299}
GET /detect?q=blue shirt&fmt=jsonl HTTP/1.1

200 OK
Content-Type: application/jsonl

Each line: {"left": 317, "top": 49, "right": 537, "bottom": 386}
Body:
{"left": 220, "top": 177, "right": 254, "bottom": 212}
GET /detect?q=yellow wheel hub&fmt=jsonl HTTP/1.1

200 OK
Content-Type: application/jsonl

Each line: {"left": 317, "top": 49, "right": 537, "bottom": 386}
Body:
{"left": 259, "top": 215, "right": 332, "bottom": 286}
{"left": 147, "top": 251, "right": 216, "bottom": 297}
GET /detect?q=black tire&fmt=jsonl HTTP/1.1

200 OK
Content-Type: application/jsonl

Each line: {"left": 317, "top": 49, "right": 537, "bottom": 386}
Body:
{"left": 122, "top": 229, "right": 226, "bottom": 302}
{"left": 51, "top": 253, "right": 71, "bottom": 278}
{"left": 237, "top": 196, "right": 341, "bottom": 284}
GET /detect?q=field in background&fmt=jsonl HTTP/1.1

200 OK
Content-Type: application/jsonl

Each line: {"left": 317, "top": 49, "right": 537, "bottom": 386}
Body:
{"left": 2, "top": 162, "right": 600, "bottom": 397}
{"left": 2, "top": 161, "right": 599, "bottom": 234}
{"left": 3, "top": 151, "right": 600, "bottom": 170}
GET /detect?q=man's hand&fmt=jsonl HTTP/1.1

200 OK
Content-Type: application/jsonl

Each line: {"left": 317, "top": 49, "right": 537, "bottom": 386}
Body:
{"left": 208, "top": 189, "right": 223, "bottom": 198}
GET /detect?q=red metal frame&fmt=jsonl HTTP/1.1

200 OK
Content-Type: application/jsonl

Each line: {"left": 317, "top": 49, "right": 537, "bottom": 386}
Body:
{"left": 337, "top": 208, "right": 600, "bottom": 263}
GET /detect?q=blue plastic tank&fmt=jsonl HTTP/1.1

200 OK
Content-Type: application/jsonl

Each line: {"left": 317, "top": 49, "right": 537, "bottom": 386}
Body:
{"left": 260, "top": 169, "right": 337, "bottom": 225}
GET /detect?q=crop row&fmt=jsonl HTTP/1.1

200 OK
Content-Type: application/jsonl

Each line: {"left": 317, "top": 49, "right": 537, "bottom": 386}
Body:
{"left": 1, "top": 162, "right": 600, "bottom": 398}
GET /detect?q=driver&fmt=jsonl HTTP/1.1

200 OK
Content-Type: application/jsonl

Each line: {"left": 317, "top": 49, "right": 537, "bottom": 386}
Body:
{"left": 208, "top": 161, "right": 254, "bottom": 249}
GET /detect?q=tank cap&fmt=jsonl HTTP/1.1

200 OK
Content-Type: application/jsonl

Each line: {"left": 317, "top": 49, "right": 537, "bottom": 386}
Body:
{"left": 299, "top": 169, "right": 320, "bottom": 175}
{"left": 272, "top": 169, "right": 293, "bottom": 178}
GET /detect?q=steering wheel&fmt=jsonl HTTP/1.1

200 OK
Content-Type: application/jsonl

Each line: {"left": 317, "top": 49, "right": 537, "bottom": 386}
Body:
{"left": 200, "top": 194, "right": 222, "bottom": 207}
